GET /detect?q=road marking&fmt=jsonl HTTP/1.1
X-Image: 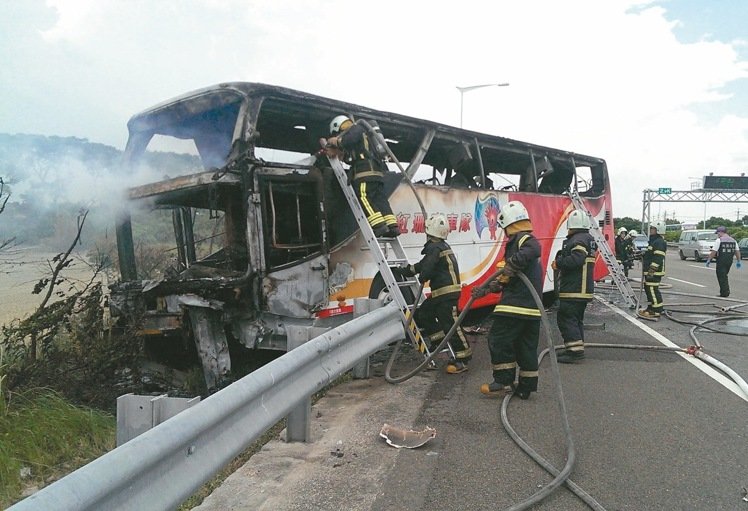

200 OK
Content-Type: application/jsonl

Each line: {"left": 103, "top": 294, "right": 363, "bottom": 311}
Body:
{"left": 599, "top": 298, "right": 747, "bottom": 402}
{"left": 689, "top": 264, "right": 712, "bottom": 271}
{"left": 666, "top": 276, "right": 705, "bottom": 287}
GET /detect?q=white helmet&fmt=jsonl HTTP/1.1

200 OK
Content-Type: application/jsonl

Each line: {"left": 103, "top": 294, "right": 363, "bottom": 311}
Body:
{"left": 425, "top": 213, "right": 449, "bottom": 239}
{"left": 329, "top": 114, "right": 353, "bottom": 135}
{"left": 567, "top": 210, "right": 590, "bottom": 230}
{"left": 650, "top": 220, "right": 666, "bottom": 234}
{"left": 628, "top": 229, "right": 638, "bottom": 237}
{"left": 498, "top": 201, "right": 530, "bottom": 228}
{"left": 617, "top": 227, "right": 628, "bottom": 235}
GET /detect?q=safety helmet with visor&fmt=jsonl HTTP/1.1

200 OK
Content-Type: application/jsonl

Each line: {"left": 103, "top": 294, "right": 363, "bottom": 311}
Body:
{"left": 617, "top": 227, "right": 628, "bottom": 235}
{"left": 329, "top": 114, "right": 353, "bottom": 135}
{"left": 498, "top": 201, "right": 530, "bottom": 229}
{"left": 567, "top": 210, "right": 590, "bottom": 230}
{"left": 650, "top": 220, "right": 666, "bottom": 234}
{"left": 425, "top": 213, "right": 450, "bottom": 239}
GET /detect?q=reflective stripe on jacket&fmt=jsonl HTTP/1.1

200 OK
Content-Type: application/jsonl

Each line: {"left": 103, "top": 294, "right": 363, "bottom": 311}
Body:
{"left": 556, "top": 231, "right": 597, "bottom": 301}
{"left": 493, "top": 232, "right": 542, "bottom": 318}
{"left": 642, "top": 234, "right": 667, "bottom": 276}
{"left": 413, "top": 239, "right": 461, "bottom": 301}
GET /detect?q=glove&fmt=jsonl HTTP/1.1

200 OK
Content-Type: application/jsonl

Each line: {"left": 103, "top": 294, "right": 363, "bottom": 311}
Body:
{"left": 704, "top": 260, "right": 711, "bottom": 268}
{"left": 503, "top": 261, "right": 518, "bottom": 277}
{"left": 647, "top": 266, "right": 655, "bottom": 276}
{"left": 736, "top": 260, "right": 742, "bottom": 269}
{"left": 487, "top": 279, "right": 504, "bottom": 293}
{"left": 471, "top": 286, "right": 488, "bottom": 298}
{"left": 399, "top": 264, "right": 415, "bottom": 277}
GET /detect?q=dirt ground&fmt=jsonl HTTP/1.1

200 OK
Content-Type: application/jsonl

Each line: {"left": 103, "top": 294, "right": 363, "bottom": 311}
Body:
{"left": 0, "top": 247, "right": 98, "bottom": 327}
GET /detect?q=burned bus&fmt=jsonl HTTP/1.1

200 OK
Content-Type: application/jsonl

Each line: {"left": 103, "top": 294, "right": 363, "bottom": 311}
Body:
{"left": 110, "top": 83, "right": 613, "bottom": 390}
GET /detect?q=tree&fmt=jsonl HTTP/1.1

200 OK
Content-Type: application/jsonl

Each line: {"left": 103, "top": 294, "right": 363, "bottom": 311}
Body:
{"left": 0, "top": 177, "right": 20, "bottom": 270}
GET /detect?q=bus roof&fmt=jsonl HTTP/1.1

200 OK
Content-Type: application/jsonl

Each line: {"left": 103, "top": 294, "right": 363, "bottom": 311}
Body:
{"left": 126, "top": 82, "right": 607, "bottom": 178}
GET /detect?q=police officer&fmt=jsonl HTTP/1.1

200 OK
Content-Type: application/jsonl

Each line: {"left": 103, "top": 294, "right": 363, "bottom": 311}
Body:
{"left": 401, "top": 213, "right": 472, "bottom": 373}
{"left": 552, "top": 211, "right": 597, "bottom": 363}
{"left": 326, "top": 115, "right": 400, "bottom": 238}
{"left": 471, "top": 200, "right": 542, "bottom": 399}
{"left": 706, "top": 226, "right": 742, "bottom": 297}
{"left": 637, "top": 221, "right": 667, "bottom": 321}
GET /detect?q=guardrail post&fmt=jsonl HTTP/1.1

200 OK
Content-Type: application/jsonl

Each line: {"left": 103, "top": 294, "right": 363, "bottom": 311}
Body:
{"left": 285, "top": 326, "right": 311, "bottom": 442}
{"left": 352, "top": 298, "right": 382, "bottom": 379}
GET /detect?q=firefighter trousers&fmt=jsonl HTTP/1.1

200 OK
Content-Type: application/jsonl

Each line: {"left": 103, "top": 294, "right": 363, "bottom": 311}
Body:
{"left": 557, "top": 299, "right": 588, "bottom": 352}
{"left": 643, "top": 275, "right": 663, "bottom": 313}
{"left": 355, "top": 180, "right": 397, "bottom": 231}
{"left": 487, "top": 314, "right": 539, "bottom": 392}
{"left": 414, "top": 297, "right": 472, "bottom": 360}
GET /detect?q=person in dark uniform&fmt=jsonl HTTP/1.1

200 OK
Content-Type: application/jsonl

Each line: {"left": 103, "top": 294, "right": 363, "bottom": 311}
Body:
{"left": 326, "top": 115, "right": 400, "bottom": 238}
{"left": 706, "top": 226, "right": 742, "bottom": 297}
{"left": 471, "top": 200, "right": 542, "bottom": 399}
{"left": 637, "top": 221, "right": 667, "bottom": 321}
{"left": 614, "top": 226, "right": 633, "bottom": 277}
{"left": 552, "top": 210, "right": 597, "bottom": 363}
{"left": 401, "top": 213, "right": 472, "bottom": 373}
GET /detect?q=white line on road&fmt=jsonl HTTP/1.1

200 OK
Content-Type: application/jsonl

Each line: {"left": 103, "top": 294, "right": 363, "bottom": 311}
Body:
{"left": 666, "top": 276, "right": 705, "bottom": 287}
{"left": 689, "top": 264, "right": 712, "bottom": 271}
{"left": 599, "top": 298, "right": 747, "bottom": 402}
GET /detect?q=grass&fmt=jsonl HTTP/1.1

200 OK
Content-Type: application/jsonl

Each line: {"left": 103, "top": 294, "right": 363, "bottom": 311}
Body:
{"left": 0, "top": 388, "right": 115, "bottom": 508}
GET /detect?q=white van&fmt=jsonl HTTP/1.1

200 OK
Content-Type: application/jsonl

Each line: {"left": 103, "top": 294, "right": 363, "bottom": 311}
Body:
{"left": 677, "top": 230, "right": 717, "bottom": 261}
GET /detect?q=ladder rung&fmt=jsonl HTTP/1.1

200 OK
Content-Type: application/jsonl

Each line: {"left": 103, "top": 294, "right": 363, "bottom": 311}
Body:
{"left": 388, "top": 259, "right": 409, "bottom": 266}
{"left": 397, "top": 279, "right": 419, "bottom": 286}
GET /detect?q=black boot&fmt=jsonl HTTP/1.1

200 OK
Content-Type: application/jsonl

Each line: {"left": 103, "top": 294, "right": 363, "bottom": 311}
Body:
{"left": 556, "top": 349, "right": 585, "bottom": 363}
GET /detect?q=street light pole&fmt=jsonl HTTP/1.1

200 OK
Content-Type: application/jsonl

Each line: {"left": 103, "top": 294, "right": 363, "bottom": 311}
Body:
{"left": 457, "top": 83, "right": 510, "bottom": 128}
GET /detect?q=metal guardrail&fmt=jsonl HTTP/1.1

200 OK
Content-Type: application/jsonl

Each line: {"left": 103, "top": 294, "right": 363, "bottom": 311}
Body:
{"left": 10, "top": 302, "right": 405, "bottom": 511}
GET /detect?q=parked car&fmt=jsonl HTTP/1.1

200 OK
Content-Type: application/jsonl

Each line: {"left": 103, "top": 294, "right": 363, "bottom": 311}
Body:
{"left": 739, "top": 238, "right": 748, "bottom": 259}
{"left": 677, "top": 229, "right": 717, "bottom": 261}
{"left": 632, "top": 235, "right": 649, "bottom": 251}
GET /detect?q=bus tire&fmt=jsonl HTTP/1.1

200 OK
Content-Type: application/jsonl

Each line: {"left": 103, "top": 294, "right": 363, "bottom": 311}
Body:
{"left": 368, "top": 272, "right": 415, "bottom": 305}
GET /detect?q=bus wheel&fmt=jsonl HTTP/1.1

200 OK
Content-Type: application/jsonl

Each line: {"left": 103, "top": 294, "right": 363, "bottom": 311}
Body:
{"left": 368, "top": 272, "right": 416, "bottom": 305}
{"left": 679, "top": 250, "right": 686, "bottom": 260}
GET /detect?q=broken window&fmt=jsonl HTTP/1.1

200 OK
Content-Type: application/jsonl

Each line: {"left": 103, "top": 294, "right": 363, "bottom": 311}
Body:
{"left": 261, "top": 177, "right": 323, "bottom": 269}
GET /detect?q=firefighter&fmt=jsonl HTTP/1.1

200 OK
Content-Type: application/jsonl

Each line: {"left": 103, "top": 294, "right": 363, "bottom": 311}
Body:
{"left": 614, "top": 226, "right": 633, "bottom": 277}
{"left": 401, "top": 213, "right": 472, "bottom": 373}
{"left": 471, "top": 200, "right": 542, "bottom": 399}
{"left": 326, "top": 115, "right": 400, "bottom": 238}
{"left": 706, "top": 226, "right": 742, "bottom": 298}
{"left": 552, "top": 210, "right": 597, "bottom": 363}
{"left": 637, "top": 221, "right": 667, "bottom": 321}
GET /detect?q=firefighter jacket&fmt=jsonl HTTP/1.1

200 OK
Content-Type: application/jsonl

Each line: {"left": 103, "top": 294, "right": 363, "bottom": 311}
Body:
{"left": 715, "top": 234, "right": 738, "bottom": 267}
{"left": 642, "top": 234, "right": 667, "bottom": 276}
{"left": 614, "top": 235, "right": 632, "bottom": 262}
{"left": 404, "top": 239, "right": 461, "bottom": 302}
{"left": 493, "top": 231, "right": 542, "bottom": 318}
{"left": 338, "top": 123, "right": 386, "bottom": 182}
{"left": 555, "top": 231, "right": 597, "bottom": 301}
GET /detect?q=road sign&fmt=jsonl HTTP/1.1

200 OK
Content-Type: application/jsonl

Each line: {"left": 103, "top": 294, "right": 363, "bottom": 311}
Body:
{"left": 658, "top": 187, "right": 672, "bottom": 194}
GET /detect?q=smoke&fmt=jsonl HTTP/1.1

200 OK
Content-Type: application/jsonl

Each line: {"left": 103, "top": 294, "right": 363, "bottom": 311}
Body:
{"left": 0, "top": 134, "right": 198, "bottom": 248}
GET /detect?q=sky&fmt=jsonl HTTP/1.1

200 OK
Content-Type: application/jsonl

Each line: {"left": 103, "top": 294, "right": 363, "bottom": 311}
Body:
{"left": 2, "top": 0, "right": 748, "bottom": 223}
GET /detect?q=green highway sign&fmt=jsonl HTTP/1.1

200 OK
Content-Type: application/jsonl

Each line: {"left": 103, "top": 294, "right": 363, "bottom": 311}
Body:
{"left": 658, "top": 187, "right": 672, "bottom": 194}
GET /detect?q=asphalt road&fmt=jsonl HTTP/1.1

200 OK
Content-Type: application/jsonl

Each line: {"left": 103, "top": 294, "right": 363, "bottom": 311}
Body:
{"left": 196, "top": 252, "right": 748, "bottom": 511}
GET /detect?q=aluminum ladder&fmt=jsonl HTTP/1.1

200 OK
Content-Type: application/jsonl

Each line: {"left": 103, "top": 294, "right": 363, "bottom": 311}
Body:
{"left": 328, "top": 157, "right": 435, "bottom": 359}
{"left": 568, "top": 188, "right": 638, "bottom": 309}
